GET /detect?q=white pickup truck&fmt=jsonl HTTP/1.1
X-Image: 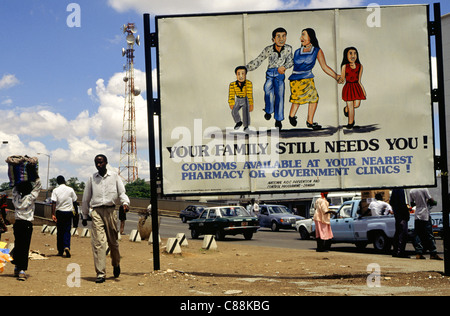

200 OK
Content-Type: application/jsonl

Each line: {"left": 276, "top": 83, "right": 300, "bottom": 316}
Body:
{"left": 295, "top": 200, "right": 444, "bottom": 252}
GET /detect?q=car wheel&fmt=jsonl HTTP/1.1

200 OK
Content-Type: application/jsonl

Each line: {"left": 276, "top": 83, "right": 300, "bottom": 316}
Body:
{"left": 191, "top": 228, "right": 200, "bottom": 239}
{"left": 181, "top": 216, "right": 187, "bottom": 223}
{"left": 243, "top": 231, "right": 253, "bottom": 240}
{"left": 271, "top": 221, "right": 279, "bottom": 232}
{"left": 299, "top": 227, "right": 310, "bottom": 240}
{"left": 373, "top": 232, "right": 391, "bottom": 253}
{"left": 215, "top": 230, "right": 225, "bottom": 241}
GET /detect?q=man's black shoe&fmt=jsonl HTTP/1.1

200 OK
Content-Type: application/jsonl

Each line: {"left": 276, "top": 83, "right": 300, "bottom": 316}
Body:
{"left": 95, "top": 277, "right": 105, "bottom": 284}
{"left": 275, "top": 120, "right": 282, "bottom": 130}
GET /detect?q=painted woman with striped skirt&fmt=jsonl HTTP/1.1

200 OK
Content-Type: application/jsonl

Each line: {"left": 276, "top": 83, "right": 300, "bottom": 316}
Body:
{"left": 288, "top": 28, "right": 343, "bottom": 130}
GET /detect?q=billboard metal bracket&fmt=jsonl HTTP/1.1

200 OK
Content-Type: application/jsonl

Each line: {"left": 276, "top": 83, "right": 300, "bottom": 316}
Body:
{"left": 432, "top": 89, "right": 439, "bottom": 103}
{"left": 429, "top": 21, "right": 438, "bottom": 36}
{"left": 152, "top": 98, "right": 161, "bottom": 115}
{"left": 150, "top": 32, "right": 158, "bottom": 47}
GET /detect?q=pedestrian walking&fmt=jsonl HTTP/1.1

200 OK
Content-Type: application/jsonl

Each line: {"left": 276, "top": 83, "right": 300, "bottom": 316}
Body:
{"left": 0, "top": 210, "right": 7, "bottom": 240}
{"left": 250, "top": 199, "right": 260, "bottom": 216}
{"left": 390, "top": 189, "right": 410, "bottom": 258}
{"left": 119, "top": 205, "right": 127, "bottom": 235}
{"left": 72, "top": 201, "right": 80, "bottom": 228}
{"left": 313, "top": 192, "right": 334, "bottom": 252}
{"left": 0, "top": 194, "right": 8, "bottom": 240}
{"left": 0, "top": 194, "right": 9, "bottom": 225}
{"left": 11, "top": 174, "right": 41, "bottom": 280}
{"left": 409, "top": 188, "right": 442, "bottom": 260}
{"left": 51, "top": 175, "right": 77, "bottom": 258}
{"left": 81, "top": 154, "right": 130, "bottom": 283}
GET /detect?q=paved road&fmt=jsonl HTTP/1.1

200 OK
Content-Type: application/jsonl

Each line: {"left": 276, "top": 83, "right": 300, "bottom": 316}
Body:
{"left": 122, "top": 212, "right": 310, "bottom": 248}
{"left": 120, "top": 212, "right": 444, "bottom": 255}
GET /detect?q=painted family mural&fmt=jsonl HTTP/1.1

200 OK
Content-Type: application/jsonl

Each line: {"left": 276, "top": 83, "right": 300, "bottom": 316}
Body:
{"left": 156, "top": 5, "right": 435, "bottom": 195}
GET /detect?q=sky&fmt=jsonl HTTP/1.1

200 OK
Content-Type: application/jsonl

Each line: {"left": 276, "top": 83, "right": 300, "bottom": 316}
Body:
{"left": 0, "top": 0, "right": 448, "bottom": 188}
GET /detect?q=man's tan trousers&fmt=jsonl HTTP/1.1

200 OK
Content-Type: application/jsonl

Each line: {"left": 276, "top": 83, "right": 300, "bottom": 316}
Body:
{"left": 90, "top": 206, "right": 120, "bottom": 278}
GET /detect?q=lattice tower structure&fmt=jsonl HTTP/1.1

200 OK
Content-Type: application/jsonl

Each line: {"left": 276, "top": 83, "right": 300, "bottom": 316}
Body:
{"left": 119, "top": 23, "right": 141, "bottom": 183}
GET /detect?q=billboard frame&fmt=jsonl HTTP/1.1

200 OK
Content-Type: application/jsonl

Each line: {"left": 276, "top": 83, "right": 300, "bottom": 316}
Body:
{"left": 145, "top": 2, "right": 450, "bottom": 275}
{"left": 151, "top": 4, "right": 439, "bottom": 198}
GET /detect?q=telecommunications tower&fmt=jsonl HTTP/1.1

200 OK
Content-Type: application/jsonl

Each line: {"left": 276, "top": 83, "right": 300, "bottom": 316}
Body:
{"left": 119, "top": 23, "right": 141, "bottom": 183}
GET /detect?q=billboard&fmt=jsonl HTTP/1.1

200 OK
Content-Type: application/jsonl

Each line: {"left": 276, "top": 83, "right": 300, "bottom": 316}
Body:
{"left": 156, "top": 4, "right": 435, "bottom": 195}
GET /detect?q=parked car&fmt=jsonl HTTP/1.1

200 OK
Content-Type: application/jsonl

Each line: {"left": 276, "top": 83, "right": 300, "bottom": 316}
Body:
{"left": 295, "top": 205, "right": 340, "bottom": 239}
{"left": 188, "top": 206, "right": 259, "bottom": 241}
{"left": 258, "top": 205, "right": 304, "bottom": 231}
{"left": 180, "top": 205, "right": 205, "bottom": 223}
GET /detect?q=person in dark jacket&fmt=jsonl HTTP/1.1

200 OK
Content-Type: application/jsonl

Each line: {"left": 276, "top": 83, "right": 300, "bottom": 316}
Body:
{"left": 390, "top": 189, "right": 410, "bottom": 258}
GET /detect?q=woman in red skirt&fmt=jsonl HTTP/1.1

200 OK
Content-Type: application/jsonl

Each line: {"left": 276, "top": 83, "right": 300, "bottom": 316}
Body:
{"left": 340, "top": 47, "right": 366, "bottom": 129}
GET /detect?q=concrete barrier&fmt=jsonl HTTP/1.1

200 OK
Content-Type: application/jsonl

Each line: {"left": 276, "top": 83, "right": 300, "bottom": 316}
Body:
{"left": 202, "top": 235, "right": 217, "bottom": 250}
{"left": 165, "top": 238, "right": 181, "bottom": 254}
{"left": 41, "top": 225, "right": 50, "bottom": 233}
{"left": 129, "top": 229, "right": 141, "bottom": 242}
{"left": 176, "top": 233, "right": 188, "bottom": 247}
{"left": 148, "top": 232, "right": 161, "bottom": 244}
{"left": 80, "top": 228, "right": 90, "bottom": 238}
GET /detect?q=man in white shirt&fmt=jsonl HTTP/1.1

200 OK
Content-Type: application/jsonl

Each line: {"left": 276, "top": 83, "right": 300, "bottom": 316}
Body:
{"left": 409, "top": 188, "right": 442, "bottom": 260}
{"left": 368, "top": 193, "right": 393, "bottom": 216}
{"left": 82, "top": 154, "right": 130, "bottom": 283}
{"left": 250, "top": 199, "right": 260, "bottom": 216}
{"left": 51, "top": 175, "right": 77, "bottom": 258}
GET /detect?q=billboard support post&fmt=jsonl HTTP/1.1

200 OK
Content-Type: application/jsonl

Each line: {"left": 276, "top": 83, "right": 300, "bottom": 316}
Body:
{"left": 151, "top": 4, "right": 446, "bottom": 273}
{"left": 433, "top": 3, "right": 450, "bottom": 276}
{"left": 143, "top": 13, "right": 161, "bottom": 271}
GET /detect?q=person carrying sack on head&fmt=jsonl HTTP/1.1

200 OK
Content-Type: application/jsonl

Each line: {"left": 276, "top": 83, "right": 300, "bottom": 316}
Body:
{"left": 11, "top": 166, "right": 41, "bottom": 281}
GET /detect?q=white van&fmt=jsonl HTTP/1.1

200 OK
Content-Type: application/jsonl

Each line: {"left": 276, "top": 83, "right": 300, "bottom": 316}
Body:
{"left": 309, "top": 192, "right": 361, "bottom": 217}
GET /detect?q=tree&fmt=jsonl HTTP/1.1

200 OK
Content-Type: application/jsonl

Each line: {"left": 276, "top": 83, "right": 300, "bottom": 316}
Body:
{"left": 49, "top": 177, "right": 58, "bottom": 189}
{"left": 125, "top": 178, "right": 150, "bottom": 198}
{"left": 49, "top": 177, "right": 85, "bottom": 194}
{"left": 66, "top": 177, "right": 85, "bottom": 193}
{"left": 0, "top": 182, "right": 10, "bottom": 191}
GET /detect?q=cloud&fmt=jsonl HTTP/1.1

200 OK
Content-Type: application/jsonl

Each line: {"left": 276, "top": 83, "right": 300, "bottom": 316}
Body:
{"left": 0, "top": 68, "right": 151, "bottom": 184}
{"left": 0, "top": 74, "right": 19, "bottom": 90}
{"left": 108, "top": 0, "right": 287, "bottom": 15}
{"left": 1, "top": 99, "right": 13, "bottom": 106}
{"left": 306, "top": 0, "right": 364, "bottom": 9}
{"left": 107, "top": 0, "right": 365, "bottom": 15}
{"left": 88, "top": 70, "right": 149, "bottom": 150}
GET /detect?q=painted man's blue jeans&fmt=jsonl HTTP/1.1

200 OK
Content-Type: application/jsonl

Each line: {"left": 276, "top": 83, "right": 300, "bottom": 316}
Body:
{"left": 264, "top": 68, "right": 285, "bottom": 122}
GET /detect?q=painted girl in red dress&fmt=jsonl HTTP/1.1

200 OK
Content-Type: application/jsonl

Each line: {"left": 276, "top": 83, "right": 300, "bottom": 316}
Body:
{"left": 340, "top": 47, "right": 366, "bottom": 129}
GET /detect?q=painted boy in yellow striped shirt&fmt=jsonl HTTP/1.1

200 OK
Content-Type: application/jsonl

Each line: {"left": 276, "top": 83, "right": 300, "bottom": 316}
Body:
{"left": 228, "top": 66, "right": 253, "bottom": 131}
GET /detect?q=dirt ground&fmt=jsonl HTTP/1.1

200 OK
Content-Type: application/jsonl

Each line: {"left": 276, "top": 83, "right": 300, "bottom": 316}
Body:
{"left": 0, "top": 225, "right": 449, "bottom": 297}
